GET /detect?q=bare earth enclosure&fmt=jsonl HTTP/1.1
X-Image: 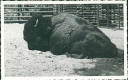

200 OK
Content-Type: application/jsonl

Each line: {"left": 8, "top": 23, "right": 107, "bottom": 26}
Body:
{"left": 4, "top": 24, "right": 124, "bottom": 76}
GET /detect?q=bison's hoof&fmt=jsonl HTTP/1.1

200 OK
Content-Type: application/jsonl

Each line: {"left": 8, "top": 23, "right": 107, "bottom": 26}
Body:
{"left": 66, "top": 53, "right": 85, "bottom": 59}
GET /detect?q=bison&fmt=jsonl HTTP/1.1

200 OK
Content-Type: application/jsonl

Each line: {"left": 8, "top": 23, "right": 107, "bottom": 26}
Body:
{"left": 23, "top": 13, "right": 118, "bottom": 59}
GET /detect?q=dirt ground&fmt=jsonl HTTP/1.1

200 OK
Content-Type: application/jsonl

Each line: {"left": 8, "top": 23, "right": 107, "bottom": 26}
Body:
{"left": 4, "top": 24, "right": 124, "bottom": 76}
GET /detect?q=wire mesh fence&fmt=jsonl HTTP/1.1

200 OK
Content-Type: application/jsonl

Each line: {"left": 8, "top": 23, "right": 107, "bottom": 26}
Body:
{"left": 4, "top": 4, "right": 123, "bottom": 28}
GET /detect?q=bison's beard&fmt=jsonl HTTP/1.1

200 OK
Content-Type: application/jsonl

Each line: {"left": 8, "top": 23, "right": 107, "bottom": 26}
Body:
{"left": 27, "top": 36, "right": 50, "bottom": 52}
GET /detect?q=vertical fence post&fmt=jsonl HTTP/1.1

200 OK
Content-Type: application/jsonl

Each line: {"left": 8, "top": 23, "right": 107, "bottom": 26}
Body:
{"left": 17, "top": 4, "right": 22, "bottom": 22}
{"left": 97, "top": 4, "right": 100, "bottom": 27}
{"left": 118, "top": 4, "right": 121, "bottom": 29}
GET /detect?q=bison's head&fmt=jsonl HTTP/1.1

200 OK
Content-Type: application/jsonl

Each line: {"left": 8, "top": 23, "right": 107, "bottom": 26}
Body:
{"left": 23, "top": 14, "right": 52, "bottom": 51}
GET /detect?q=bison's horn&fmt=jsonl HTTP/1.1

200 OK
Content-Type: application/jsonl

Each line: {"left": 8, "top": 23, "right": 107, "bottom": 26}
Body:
{"left": 34, "top": 19, "right": 39, "bottom": 27}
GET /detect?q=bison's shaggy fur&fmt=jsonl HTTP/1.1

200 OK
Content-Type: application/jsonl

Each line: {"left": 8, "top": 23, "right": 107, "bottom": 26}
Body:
{"left": 23, "top": 13, "right": 118, "bottom": 59}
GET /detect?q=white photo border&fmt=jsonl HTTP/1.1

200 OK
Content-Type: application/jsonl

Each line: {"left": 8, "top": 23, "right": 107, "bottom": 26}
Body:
{"left": 1, "top": 1, "right": 127, "bottom": 80}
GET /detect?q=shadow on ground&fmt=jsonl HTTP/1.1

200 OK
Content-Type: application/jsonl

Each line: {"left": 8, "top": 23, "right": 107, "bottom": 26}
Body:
{"left": 72, "top": 48, "right": 124, "bottom": 76}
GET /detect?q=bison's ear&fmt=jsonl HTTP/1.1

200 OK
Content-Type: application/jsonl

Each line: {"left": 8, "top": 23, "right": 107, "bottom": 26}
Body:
{"left": 34, "top": 18, "right": 39, "bottom": 28}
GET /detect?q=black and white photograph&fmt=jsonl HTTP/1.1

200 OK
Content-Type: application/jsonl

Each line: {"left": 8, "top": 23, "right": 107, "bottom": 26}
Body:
{"left": 1, "top": 1, "right": 127, "bottom": 79}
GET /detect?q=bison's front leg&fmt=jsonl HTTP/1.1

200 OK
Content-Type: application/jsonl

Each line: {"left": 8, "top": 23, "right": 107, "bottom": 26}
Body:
{"left": 68, "top": 40, "right": 91, "bottom": 59}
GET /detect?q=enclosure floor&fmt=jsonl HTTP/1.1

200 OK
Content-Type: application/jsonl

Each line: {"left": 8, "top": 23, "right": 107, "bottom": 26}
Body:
{"left": 4, "top": 24, "right": 124, "bottom": 76}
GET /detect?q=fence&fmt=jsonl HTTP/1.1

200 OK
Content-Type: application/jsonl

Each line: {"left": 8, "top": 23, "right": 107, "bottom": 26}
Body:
{"left": 4, "top": 4, "right": 123, "bottom": 28}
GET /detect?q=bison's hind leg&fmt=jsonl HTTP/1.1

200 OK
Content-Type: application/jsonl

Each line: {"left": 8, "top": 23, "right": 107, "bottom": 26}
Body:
{"left": 84, "top": 33, "right": 118, "bottom": 58}
{"left": 69, "top": 32, "right": 118, "bottom": 59}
